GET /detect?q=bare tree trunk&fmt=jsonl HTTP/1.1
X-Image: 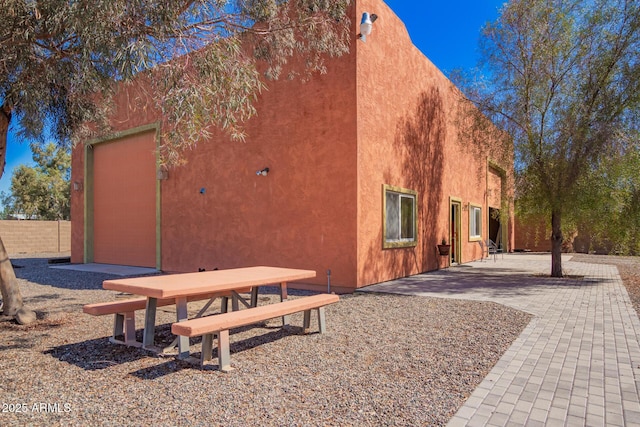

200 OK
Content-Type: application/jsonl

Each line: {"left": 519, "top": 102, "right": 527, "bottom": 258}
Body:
{"left": 0, "top": 102, "right": 35, "bottom": 324}
{"left": 0, "top": 238, "right": 22, "bottom": 316}
{"left": 551, "top": 209, "right": 563, "bottom": 277}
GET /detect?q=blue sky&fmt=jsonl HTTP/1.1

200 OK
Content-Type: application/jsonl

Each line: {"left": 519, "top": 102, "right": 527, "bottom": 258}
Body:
{"left": 0, "top": 0, "right": 505, "bottom": 199}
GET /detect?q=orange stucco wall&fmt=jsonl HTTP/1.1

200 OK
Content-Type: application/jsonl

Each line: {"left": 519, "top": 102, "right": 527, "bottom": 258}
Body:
{"left": 158, "top": 53, "right": 359, "bottom": 289}
{"left": 353, "top": 0, "right": 513, "bottom": 287}
{"left": 71, "top": 0, "right": 514, "bottom": 292}
{"left": 72, "top": 8, "right": 359, "bottom": 290}
{"left": 70, "top": 146, "right": 84, "bottom": 264}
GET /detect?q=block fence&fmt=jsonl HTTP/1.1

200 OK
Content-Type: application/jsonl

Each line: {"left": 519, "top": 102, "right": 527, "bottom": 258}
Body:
{"left": 0, "top": 220, "right": 71, "bottom": 255}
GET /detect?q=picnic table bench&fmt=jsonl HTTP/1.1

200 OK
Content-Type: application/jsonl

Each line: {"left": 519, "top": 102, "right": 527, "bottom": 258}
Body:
{"left": 82, "top": 289, "right": 249, "bottom": 346}
{"left": 171, "top": 293, "right": 340, "bottom": 371}
{"left": 83, "top": 266, "right": 317, "bottom": 357}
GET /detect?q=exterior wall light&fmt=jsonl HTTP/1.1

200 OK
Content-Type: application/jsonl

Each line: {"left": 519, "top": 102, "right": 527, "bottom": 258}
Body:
{"left": 358, "top": 12, "right": 378, "bottom": 42}
{"left": 156, "top": 167, "right": 169, "bottom": 180}
{"left": 73, "top": 181, "right": 83, "bottom": 191}
{"left": 256, "top": 167, "right": 270, "bottom": 177}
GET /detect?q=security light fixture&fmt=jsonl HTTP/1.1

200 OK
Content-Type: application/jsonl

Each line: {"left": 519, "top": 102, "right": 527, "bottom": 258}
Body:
{"left": 156, "top": 168, "right": 169, "bottom": 180}
{"left": 358, "top": 12, "right": 378, "bottom": 42}
{"left": 256, "top": 167, "right": 270, "bottom": 177}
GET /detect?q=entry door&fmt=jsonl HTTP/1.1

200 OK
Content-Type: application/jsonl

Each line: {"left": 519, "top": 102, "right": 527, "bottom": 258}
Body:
{"left": 451, "top": 201, "right": 462, "bottom": 264}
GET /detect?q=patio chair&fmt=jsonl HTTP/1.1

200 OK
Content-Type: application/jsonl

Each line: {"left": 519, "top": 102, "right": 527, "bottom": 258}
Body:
{"left": 488, "top": 239, "right": 504, "bottom": 262}
{"left": 477, "top": 240, "right": 489, "bottom": 261}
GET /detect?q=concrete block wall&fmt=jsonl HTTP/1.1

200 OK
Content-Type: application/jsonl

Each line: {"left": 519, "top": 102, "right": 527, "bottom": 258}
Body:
{"left": 0, "top": 220, "right": 71, "bottom": 255}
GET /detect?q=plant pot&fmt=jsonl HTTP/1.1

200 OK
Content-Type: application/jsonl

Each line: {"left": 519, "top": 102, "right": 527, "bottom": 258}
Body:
{"left": 437, "top": 244, "right": 451, "bottom": 256}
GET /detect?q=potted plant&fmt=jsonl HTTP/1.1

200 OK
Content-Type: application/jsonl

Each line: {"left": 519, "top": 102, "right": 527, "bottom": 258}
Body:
{"left": 437, "top": 237, "right": 451, "bottom": 256}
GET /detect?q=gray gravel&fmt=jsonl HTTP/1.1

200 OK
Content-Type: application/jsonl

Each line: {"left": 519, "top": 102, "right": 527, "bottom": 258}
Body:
{"left": 2, "top": 254, "right": 531, "bottom": 426}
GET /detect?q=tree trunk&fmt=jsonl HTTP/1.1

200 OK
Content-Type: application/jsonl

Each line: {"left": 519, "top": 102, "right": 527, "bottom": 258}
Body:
{"left": 0, "top": 102, "right": 34, "bottom": 324}
{"left": 0, "top": 238, "right": 23, "bottom": 316}
{"left": 550, "top": 209, "right": 563, "bottom": 277}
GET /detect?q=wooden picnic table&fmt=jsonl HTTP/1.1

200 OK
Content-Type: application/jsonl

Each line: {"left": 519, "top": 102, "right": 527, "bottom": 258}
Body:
{"left": 102, "top": 266, "right": 316, "bottom": 358}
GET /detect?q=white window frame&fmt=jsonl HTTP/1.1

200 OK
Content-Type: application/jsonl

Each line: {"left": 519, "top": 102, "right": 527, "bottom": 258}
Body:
{"left": 383, "top": 185, "right": 418, "bottom": 249}
{"left": 469, "top": 204, "right": 482, "bottom": 241}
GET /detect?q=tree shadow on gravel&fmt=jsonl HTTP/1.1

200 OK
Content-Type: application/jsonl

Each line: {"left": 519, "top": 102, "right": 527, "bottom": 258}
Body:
{"left": 128, "top": 327, "right": 302, "bottom": 379}
{"left": 0, "top": 310, "right": 67, "bottom": 331}
{"left": 45, "top": 323, "right": 306, "bottom": 378}
{"left": 360, "top": 268, "right": 605, "bottom": 301}
{"left": 45, "top": 337, "right": 153, "bottom": 370}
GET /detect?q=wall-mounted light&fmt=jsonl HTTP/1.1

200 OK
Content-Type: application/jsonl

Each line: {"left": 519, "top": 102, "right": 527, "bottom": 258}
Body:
{"left": 256, "top": 167, "right": 270, "bottom": 177}
{"left": 73, "top": 181, "right": 83, "bottom": 191}
{"left": 358, "top": 12, "right": 378, "bottom": 42}
{"left": 156, "top": 167, "right": 169, "bottom": 180}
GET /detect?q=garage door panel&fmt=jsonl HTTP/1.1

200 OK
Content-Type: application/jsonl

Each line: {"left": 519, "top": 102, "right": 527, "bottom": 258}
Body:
{"left": 92, "top": 131, "right": 156, "bottom": 267}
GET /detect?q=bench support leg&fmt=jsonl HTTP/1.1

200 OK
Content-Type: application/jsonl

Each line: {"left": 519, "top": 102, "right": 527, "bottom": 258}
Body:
{"left": 142, "top": 297, "right": 158, "bottom": 349}
{"left": 221, "top": 296, "right": 229, "bottom": 313}
{"left": 279, "top": 282, "right": 290, "bottom": 326}
{"left": 303, "top": 310, "right": 311, "bottom": 333}
{"left": 176, "top": 297, "right": 190, "bottom": 359}
{"left": 201, "top": 333, "right": 213, "bottom": 364}
{"left": 113, "top": 313, "right": 124, "bottom": 340}
{"left": 302, "top": 307, "right": 327, "bottom": 334}
{"left": 317, "top": 306, "right": 327, "bottom": 334}
{"left": 218, "top": 330, "right": 232, "bottom": 372}
{"left": 231, "top": 293, "right": 239, "bottom": 311}
{"left": 111, "top": 312, "right": 140, "bottom": 347}
{"left": 123, "top": 311, "right": 137, "bottom": 345}
{"left": 250, "top": 287, "right": 259, "bottom": 307}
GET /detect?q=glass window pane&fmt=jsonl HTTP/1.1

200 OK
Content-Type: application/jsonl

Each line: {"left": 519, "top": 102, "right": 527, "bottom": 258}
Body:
{"left": 470, "top": 206, "right": 482, "bottom": 237}
{"left": 386, "top": 192, "right": 399, "bottom": 240}
{"left": 400, "top": 196, "right": 414, "bottom": 239}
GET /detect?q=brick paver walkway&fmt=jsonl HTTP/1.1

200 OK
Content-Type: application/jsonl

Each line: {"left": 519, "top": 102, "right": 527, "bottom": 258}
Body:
{"left": 358, "top": 254, "right": 640, "bottom": 426}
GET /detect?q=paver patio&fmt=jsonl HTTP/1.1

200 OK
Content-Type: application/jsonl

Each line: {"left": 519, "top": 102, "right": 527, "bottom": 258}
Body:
{"left": 358, "top": 254, "right": 640, "bottom": 426}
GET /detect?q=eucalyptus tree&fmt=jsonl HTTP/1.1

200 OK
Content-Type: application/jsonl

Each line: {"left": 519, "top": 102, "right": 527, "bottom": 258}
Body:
{"left": 0, "top": 0, "right": 352, "bottom": 323}
{"left": 463, "top": 0, "right": 640, "bottom": 276}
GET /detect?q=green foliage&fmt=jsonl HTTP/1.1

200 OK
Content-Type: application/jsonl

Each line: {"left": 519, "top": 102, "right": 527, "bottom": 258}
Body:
{"left": 0, "top": 0, "right": 352, "bottom": 166}
{"left": 573, "top": 136, "right": 640, "bottom": 254}
{"left": 459, "top": 0, "right": 640, "bottom": 267}
{"left": 2, "top": 143, "right": 70, "bottom": 220}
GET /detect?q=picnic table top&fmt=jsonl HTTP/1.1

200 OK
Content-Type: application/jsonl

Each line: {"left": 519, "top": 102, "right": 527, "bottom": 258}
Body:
{"left": 102, "top": 266, "right": 316, "bottom": 299}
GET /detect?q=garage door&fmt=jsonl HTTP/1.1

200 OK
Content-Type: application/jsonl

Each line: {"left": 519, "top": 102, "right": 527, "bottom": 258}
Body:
{"left": 92, "top": 130, "right": 157, "bottom": 267}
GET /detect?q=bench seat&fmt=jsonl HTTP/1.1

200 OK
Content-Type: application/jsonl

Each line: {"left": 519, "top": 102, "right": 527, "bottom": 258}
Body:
{"left": 83, "top": 288, "right": 251, "bottom": 345}
{"left": 171, "top": 293, "right": 339, "bottom": 371}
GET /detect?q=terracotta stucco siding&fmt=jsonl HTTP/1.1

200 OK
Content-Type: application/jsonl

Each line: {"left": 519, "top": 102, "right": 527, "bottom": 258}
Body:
{"left": 355, "top": 0, "right": 513, "bottom": 287}
{"left": 157, "top": 48, "right": 359, "bottom": 289}
{"left": 71, "top": 0, "right": 513, "bottom": 292}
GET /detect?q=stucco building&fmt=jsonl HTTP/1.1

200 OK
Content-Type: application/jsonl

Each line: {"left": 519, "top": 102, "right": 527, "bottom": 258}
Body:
{"left": 71, "top": 0, "right": 514, "bottom": 293}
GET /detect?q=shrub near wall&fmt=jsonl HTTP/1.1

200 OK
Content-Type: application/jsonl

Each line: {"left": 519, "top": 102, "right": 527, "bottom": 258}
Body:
{"left": 0, "top": 220, "right": 71, "bottom": 254}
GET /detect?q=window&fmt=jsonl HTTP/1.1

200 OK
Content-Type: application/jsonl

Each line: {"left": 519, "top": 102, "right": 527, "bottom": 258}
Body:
{"left": 383, "top": 185, "right": 417, "bottom": 248}
{"left": 469, "top": 204, "right": 482, "bottom": 240}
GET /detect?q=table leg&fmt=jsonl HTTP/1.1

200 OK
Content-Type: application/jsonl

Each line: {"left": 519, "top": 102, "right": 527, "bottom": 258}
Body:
{"left": 280, "top": 282, "right": 290, "bottom": 325}
{"left": 143, "top": 297, "right": 158, "bottom": 348}
{"left": 250, "top": 287, "right": 259, "bottom": 307}
{"left": 175, "top": 297, "right": 190, "bottom": 359}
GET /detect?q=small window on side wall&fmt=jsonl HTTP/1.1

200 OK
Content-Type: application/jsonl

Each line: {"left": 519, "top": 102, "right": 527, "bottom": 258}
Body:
{"left": 383, "top": 185, "right": 417, "bottom": 249}
{"left": 469, "top": 204, "right": 482, "bottom": 240}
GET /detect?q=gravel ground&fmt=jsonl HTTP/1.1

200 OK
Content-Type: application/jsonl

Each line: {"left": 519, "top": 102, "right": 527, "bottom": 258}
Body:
{"left": 1, "top": 254, "right": 533, "bottom": 426}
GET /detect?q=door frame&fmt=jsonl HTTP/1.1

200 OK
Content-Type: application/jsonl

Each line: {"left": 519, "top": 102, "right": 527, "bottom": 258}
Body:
{"left": 84, "top": 122, "right": 163, "bottom": 269}
{"left": 450, "top": 197, "right": 462, "bottom": 264}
